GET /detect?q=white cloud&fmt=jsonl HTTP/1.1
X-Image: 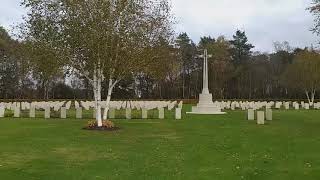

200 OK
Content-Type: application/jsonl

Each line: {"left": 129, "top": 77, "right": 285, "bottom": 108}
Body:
{"left": 172, "top": 0, "right": 318, "bottom": 52}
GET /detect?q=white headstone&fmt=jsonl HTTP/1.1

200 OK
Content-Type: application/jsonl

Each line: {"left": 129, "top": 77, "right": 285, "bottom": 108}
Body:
{"left": 109, "top": 108, "right": 115, "bottom": 119}
{"left": 14, "top": 106, "right": 20, "bottom": 118}
{"left": 142, "top": 109, "right": 148, "bottom": 119}
{"left": 167, "top": 102, "right": 175, "bottom": 110}
{"left": 247, "top": 109, "right": 254, "bottom": 120}
{"left": 175, "top": 108, "right": 182, "bottom": 120}
{"left": 16, "top": 102, "right": 21, "bottom": 109}
{"left": 305, "top": 103, "right": 310, "bottom": 110}
{"left": 61, "top": 107, "right": 67, "bottom": 119}
{"left": 75, "top": 101, "right": 80, "bottom": 109}
{"left": 0, "top": 106, "right": 4, "bottom": 118}
{"left": 29, "top": 105, "right": 36, "bottom": 118}
{"left": 53, "top": 104, "right": 60, "bottom": 112}
{"left": 275, "top": 102, "right": 282, "bottom": 109}
{"left": 93, "top": 109, "right": 96, "bottom": 119}
{"left": 231, "top": 103, "right": 235, "bottom": 110}
{"left": 284, "top": 102, "right": 290, "bottom": 110}
{"left": 158, "top": 108, "right": 165, "bottom": 119}
{"left": 266, "top": 109, "right": 272, "bottom": 121}
{"left": 178, "top": 101, "right": 183, "bottom": 109}
{"left": 81, "top": 101, "right": 90, "bottom": 110}
{"left": 265, "top": 103, "right": 272, "bottom": 109}
{"left": 11, "top": 102, "right": 16, "bottom": 110}
{"left": 257, "top": 111, "right": 265, "bottom": 125}
{"left": 65, "top": 101, "right": 72, "bottom": 110}
{"left": 44, "top": 106, "right": 50, "bottom": 119}
{"left": 301, "top": 101, "right": 305, "bottom": 108}
{"left": 21, "top": 102, "right": 26, "bottom": 110}
{"left": 76, "top": 107, "right": 82, "bottom": 119}
{"left": 126, "top": 108, "right": 131, "bottom": 119}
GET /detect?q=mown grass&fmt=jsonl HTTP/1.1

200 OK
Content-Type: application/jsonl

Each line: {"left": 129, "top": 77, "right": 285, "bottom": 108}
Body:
{"left": 0, "top": 106, "right": 320, "bottom": 180}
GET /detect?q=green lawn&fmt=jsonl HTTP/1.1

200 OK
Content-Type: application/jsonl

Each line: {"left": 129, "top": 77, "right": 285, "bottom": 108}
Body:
{"left": 0, "top": 106, "right": 320, "bottom": 180}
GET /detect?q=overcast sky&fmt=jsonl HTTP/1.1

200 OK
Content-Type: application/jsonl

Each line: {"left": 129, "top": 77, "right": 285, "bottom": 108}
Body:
{"left": 0, "top": 0, "right": 318, "bottom": 52}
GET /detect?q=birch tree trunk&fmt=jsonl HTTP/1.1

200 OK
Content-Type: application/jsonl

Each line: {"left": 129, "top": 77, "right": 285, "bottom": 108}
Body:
{"left": 102, "top": 78, "right": 119, "bottom": 120}
{"left": 305, "top": 90, "right": 311, "bottom": 105}
{"left": 311, "top": 89, "right": 316, "bottom": 105}
{"left": 102, "top": 79, "right": 113, "bottom": 120}
{"left": 93, "top": 67, "right": 103, "bottom": 127}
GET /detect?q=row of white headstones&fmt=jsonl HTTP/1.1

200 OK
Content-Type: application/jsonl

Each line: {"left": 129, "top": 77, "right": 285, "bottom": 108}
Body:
{"left": 247, "top": 109, "right": 273, "bottom": 125}
{"left": 224, "top": 101, "right": 320, "bottom": 110}
{"left": 244, "top": 100, "right": 320, "bottom": 125}
{"left": 0, "top": 101, "right": 184, "bottom": 119}
{"left": 0, "top": 100, "right": 318, "bottom": 119}
{"left": 228, "top": 101, "right": 319, "bottom": 125}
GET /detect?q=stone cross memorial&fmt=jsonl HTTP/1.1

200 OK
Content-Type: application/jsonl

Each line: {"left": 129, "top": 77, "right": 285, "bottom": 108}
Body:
{"left": 187, "top": 49, "right": 226, "bottom": 115}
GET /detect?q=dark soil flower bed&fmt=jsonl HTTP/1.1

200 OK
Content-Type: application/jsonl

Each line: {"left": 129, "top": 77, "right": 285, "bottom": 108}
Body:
{"left": 83, "top": 120, "right": 119, "bottom": 131}
{"left": 82, "top": 126, "right": 120, "bottom": 131}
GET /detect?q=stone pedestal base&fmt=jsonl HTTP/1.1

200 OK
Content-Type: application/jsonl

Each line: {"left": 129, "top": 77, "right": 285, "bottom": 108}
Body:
{"left": 187, "top": 93, "right": 226, "bottom": 115}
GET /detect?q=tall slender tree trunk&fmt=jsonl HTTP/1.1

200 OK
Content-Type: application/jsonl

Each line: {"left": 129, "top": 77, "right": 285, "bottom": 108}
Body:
{"left": 238, "top": 77, "right": 241, "bottom": 99}
{"left": 93, "top": 67, "right": 103, "bottom": 127}
{"left": 182, "top": 67, "right": 185, "bottom": 99}
{"left": 305, "top": 90, "right": 311, "bottom": 105}
{"left": 102, "top": 77, "right": 117, "bottom": 120}
{"left": 159, "top": 83, "right": 162, "bottom": 99}
{"left": 311, "top": 89, "right": 316, "bottom": 105}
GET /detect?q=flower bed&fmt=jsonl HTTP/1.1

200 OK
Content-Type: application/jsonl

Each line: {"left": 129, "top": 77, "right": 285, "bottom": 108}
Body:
{"left": 83, "top": 120, "right": 120, "bottom": 131}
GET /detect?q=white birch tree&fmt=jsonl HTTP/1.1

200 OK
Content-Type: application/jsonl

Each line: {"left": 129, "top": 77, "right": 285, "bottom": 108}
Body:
{"left": 20, "top": 0, "right": 174, "bottom": 126}
{"left": 282, "top": 49, "right": 320, "bottom": 104}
